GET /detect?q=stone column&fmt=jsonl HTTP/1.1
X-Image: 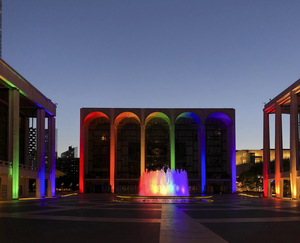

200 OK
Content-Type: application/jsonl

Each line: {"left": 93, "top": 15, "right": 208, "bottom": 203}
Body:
{"left": 263, "top": 110, "right": 270, "bottom": 198}
{"left": 170, "top": 122, "right": 175, "bottom": 170}
{"left": 47, "top": 116, "right": 56, "bottom": 197}
{"left": 79, "top": 109, "right": 86, "bottom": 193}
{"left": 199, "top": 122, "right": 206, "bottom": 193}
{"left": 8, "top": 89, "right": 20, "bottom": 200}
{"left": 290, "top": 91, "right": 299, "bottom": 199}
{"left": 227, "top": 121, "right": 236, "bottom": 194}
{"left": 140, "top": 122, "right": 145, "bottom": 176}
{"left": 36, "top": 108, "right": 45, "bottom": 198}
{"left": 110, "top": 109, "right": 115, "bottom": 193}
{"left": 275, "top": 103, "right": 283, "bottom": 198}
{"left": 24, "top": 117, "right": 29, "bottom": 166}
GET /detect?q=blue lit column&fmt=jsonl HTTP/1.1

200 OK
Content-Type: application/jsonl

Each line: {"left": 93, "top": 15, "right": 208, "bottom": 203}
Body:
{"left": 47, "top": 116, "right": 56, "bottom": 197}
{"left": 263, "top": 110, "right": 270, "bottom": 198}
{"left": 199, "top": 123, "right": 206, "bottom": 193}
{"left": 36, "top": 108, "right": 45, "bottom": 198}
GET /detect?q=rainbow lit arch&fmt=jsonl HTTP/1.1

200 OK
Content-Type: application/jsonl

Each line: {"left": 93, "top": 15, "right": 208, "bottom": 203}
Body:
{"left": 175, "top": 112, "right": 201, "bottom": 127}
{"left": 115, "top": 112, "right": 141, "bottom": 127}
{"left": 145, "top": 112, "right": 170, "bottom": 126}
{"left": 175, "top": 112, "right": 204, "bottom": 191}
{"left": 206, "top": 112, "right": 236, "bottom": 193}
{"left": 79, "top": 111, "right": 110, "bottom": 193}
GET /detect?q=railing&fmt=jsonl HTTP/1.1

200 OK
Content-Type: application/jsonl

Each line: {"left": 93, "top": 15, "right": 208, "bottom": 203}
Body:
{"left": 19, "top": 164, "right": 39, "bottom": 172}
{"left": 0, "top": 160, "right": 12, "bottom": 167}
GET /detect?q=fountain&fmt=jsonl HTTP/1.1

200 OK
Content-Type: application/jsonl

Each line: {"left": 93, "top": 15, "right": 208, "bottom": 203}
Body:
{"left": 139, "top": 168, "right": 189, "bottom": 196}
{"left": 116, "top": 167, "right": 213, "bottom": 203}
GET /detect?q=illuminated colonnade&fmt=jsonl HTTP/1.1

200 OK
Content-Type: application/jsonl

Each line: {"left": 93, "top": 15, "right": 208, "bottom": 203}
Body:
{"left": 80, "top": 108, "right": 236, "bottom": 194}
{"left": 0, "top": 60, "right": 56, "bottom": 199}
{"left": 263, "top": 79, "right": 300, "bottom": 199}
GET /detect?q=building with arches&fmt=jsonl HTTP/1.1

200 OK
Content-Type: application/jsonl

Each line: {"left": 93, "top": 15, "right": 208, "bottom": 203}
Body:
{"left": 80, "top": 108, "right": 236, "bottom": 194}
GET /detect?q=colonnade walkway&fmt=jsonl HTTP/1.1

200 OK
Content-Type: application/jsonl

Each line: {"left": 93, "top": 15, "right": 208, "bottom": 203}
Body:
{"left": 1, "top": 194, "right": 300, "bottom": 242}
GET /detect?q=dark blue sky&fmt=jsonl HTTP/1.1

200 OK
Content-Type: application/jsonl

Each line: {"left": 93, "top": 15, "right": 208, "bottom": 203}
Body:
{"left": 3, "top": 0, "right": 300, "bottom": 155}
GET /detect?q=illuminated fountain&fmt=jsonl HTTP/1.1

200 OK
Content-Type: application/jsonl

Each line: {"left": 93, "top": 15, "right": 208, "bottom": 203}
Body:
{"left": 139, "top": 167, "right": 189, "bottom": 196}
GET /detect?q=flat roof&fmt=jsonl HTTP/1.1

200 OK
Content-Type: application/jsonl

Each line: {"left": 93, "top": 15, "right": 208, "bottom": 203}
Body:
{"left": 0, "top": 59, "right": 56, "bottom": 116}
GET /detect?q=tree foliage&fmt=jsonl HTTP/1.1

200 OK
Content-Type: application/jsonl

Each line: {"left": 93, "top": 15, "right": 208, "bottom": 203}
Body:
{"left": 237, "top": 162, "right": 263, "bottom": 190}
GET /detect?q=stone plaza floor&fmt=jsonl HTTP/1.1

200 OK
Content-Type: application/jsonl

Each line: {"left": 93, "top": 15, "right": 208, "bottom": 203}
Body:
{"left": 1, "top": 194, "right": 300, "bottom": 243}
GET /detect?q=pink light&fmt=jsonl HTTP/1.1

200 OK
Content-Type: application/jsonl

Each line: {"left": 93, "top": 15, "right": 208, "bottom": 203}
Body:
{"left": 139, "top": 168, "right": 189, "bottom": 196}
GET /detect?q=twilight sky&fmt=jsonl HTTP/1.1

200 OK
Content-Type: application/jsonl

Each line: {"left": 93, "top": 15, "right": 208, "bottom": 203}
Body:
{"left": 3, "top": 0, "right": 300, "bottom": 155}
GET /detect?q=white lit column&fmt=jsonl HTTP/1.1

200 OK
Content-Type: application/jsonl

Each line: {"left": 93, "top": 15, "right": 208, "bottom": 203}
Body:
{"left": 36, "top": 108, "right": 45, "bottom": 198}
{"left": 275, "top": 103, "right": 283, "bottom": 198}
{"left": 263, "top": 110, "right": 270, "bottom": 198}
{"left": 290, "top": 91, "right": 299, "bottom": 199}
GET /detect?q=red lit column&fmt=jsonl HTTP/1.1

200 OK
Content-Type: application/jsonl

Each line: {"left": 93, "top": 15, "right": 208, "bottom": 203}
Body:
{"left": 290, "top": 91, "right": 299, "bottom": 199}
{"left": 263, "top": 110, "right": 270, "bottom": 198}
{"left": 275, "top": 103, "right": 283, "bottom": 198}
{"left": 110, "top": 110, "right": 116, "bottom": 193}
{"left": 36, "top": 108, "right": 45, "bottom": 198}
{"left": 79, "top": 110, "right": 85, "bottom": 193}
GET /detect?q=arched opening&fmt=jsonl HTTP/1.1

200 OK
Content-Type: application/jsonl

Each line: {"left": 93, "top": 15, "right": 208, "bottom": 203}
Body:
{"left": 86, "top": 116, "right": 110, "bottom": 193}
{"left": 175, "top": 113, "right": 200, "bottom": 179}
{"left": 205, "top": 112, "right": 232, "bottom": 194}
{"left": 115, "top": 113, "right": 141, "bottom": 194}
{"left": 145, "top": 112, "right": 170, "bottom": 171}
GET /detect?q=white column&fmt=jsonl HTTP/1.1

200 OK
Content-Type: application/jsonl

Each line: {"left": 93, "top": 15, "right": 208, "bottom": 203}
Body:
{"left": 8, "top": 89, "right": 20, "bottom": 200}
{"left": 275, "top": 103, "right": 283, "bottom": 198}
{"left": 263, "top": 110, "right": 270, "bottom": 197}
{"left": 290, "top": 91, "right": 299, "bottom": 199}
{"left": 36, "top": 108, "right": 45, "bottom": 198}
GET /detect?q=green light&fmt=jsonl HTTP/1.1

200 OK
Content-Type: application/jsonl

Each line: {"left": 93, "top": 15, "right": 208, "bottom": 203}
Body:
{"left": 170, "top": 124, "right": 175, "bottom": 170}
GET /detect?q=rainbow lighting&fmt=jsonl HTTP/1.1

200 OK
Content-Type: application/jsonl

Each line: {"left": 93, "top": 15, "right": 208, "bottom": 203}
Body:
{"left": 139, "top": 168, "right": 189, "bottom": 196}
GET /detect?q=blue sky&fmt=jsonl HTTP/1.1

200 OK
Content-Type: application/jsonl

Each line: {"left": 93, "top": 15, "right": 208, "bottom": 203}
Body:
{"left": 3, "top": 0, "right": 300, "bottom": 155}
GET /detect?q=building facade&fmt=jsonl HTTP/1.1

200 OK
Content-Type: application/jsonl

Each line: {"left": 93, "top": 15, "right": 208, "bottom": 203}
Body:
{"left": 80, "top": 108, "right": 236, "bottom": 194}
{"left": 0, "top": 59, "right": 56, "bottom": 199}
{"left": 263, "top": 79, "right": 300, "bottom": 199}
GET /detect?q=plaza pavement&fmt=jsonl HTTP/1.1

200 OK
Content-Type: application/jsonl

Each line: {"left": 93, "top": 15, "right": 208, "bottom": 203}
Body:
{"left": 1, "top": 194, "right": 300, "bottom": 243}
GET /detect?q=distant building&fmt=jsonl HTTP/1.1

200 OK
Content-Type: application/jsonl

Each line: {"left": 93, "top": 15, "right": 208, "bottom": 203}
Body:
{"left": 56, "top": 158, "right": 79, "bottom": 176}
{"left": 56, "top": 146, "right": 79, "bottom": 176}
{"left": 236, "top": 149, "right": 290, "bottom": 176}
{"left": 61, "top": 146, "right": 78, "bottom": 159}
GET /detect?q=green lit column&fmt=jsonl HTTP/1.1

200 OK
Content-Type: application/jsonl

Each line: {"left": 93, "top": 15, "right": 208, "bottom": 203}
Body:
{"left": 170, "top": 122, "right": 175, "bottom": 170}
{"left": 8, "top": 88, "right": 20, "bottom": 200}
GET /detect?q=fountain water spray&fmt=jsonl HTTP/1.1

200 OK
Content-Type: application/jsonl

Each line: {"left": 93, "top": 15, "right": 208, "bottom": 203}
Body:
{"left": 139, "top": 167, "right": 189, "bottom": 196}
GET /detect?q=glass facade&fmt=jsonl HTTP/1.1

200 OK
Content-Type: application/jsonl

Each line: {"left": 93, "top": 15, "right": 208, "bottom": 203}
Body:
{"left": 205, "top": 118, "right": 229, "bottom": 180}
{"left": 175, "top": 117, "right": 199, "bottom": 179}
{"left": 117, "top": 118, "right": 140, "bottom": 179}
{"left": 145, "top": 118, "right": 170, "bottom": 171}
{"left": 87, "top": 117, "right": 110, "bottom": 179}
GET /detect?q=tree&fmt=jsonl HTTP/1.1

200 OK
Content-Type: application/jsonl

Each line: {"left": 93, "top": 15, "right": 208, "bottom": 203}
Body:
{"left": 237, "top": 162, "right": 263, "bottom": 191}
